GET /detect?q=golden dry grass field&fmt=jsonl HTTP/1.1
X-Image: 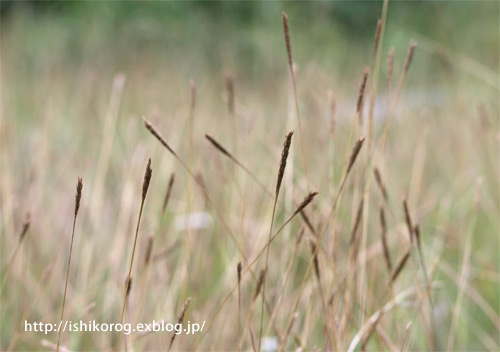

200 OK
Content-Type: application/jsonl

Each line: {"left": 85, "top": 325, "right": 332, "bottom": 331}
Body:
{"left": 0, "top": 1, "right": 499, "bottom": 351}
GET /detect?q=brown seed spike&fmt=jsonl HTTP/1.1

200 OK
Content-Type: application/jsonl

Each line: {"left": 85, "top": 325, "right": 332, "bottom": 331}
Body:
{"left": 350, "top": 198, "right": 364, "bottom": 247}
{"left": 125, "top": 277, "right": 132, "bottom": 297}
{"left": 275, "top": 131, "right": 294, "bottom": 198}
{"left": 162, "top": 173, "right": 175, "bottom": 214}
{"left": 169, "top": 297, "right": 191, "bottom": 351}
{"left": 356, "top": 68, "right": 370, "bottom": 113}
{"left": 414, "top": 224, "right": 421, "bottom": 251}
{"left": 347, "top": 137, "right": 365, "bottom": 175}
{"left": 282, "top": 12, "right": 293, "bottom": 70}
{"left": 309, "top": 239, "right": 321, "bottom": 281}
{"left": 253, "top": 269, "right": 265, "bottom": 301}
{"left": 143, "top": 117, "right": 177, "bottom": 157}
{"left": 205, "top": 134, "right": 233, "bottom": 159}
{"left": 379, "top": 206, "right": 392, "bottom": 272}
{"left": 142, "top": 158, "right": 152, "bottom": 202}
{"left": 403, "top": 42, "right": 417, "bottom": 75}
{"left": 391, "top": 248, "right": 411, "bottom": 283}
{"left": 75, "top": 177, "right": 83, "bottom": 217}
{"left": 19, "top": 212, "right": 31, "bottom": 241}
{"left": 293, "top": 192, "right": 319, "bottom": 217}
{"left": 237, "top": 261, "right": 242, "bottom": 285}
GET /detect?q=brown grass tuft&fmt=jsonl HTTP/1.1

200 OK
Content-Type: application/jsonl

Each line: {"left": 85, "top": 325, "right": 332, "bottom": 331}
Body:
{"left": 253, "top": 269, "right": 265, "bottom": 302}
{"left": 205, "top": 134, "right": 233, "bottom": 159}
{"left": 75, "top": 177, "right": 83, "bottom": 217}
{"left": 144, "top": 117, "right": 177, "bottom": 157}
{"left": 282, "top": 12, "right": 293, "bottom": 70}
{"left": 276, "top": 131, "right": 294, "bottom": 198}
{"left": 142, "top": 158, "right": 152, "bottom": 202}
{"left": 162, "top": 173, "right": 176, "bottom": 214}
{"left": 293, "top": 192, "right": 319, "bottom": 217}
{"left": 356, "top": 68, "right": 370, "bottom": 113}
{"left": 347, "top": 137, "right": 366, "bottom": 175}
{"left": 169, "top": 297, "right": 192, "bottom": 351}
{"left": 379, "top": 205, "right": 392, "bottom": 272}
{"left": 390, "top": 248, "right": 411, "bottom": 284}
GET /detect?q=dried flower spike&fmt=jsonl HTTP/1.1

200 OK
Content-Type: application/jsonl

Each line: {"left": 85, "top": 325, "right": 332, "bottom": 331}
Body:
{"left": 276, "top": 131, "right": 294, "bottom": 197}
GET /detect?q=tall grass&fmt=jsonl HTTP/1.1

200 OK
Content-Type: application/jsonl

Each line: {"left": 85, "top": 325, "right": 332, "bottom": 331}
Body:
{"left": 0, "top": 4, "right": 499, "bottom": 352}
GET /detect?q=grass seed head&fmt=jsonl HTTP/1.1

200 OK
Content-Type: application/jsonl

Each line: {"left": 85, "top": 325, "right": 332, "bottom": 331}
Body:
{"left": 142, "top": 158, "right": 152, "bottom": 202}
{"left": 275, "top": 131, "right": 294, "bottom": 198}
{"left": 75, "top": 177, "right": 83, "bottom": 217}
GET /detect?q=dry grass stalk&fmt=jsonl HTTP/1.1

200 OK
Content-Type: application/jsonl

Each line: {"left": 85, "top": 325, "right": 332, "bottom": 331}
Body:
{"left": 238, "top": 269, "right": 266, "bottom": 351}
{"left": 144, "top": 118, "right": 177, "bottom": 157}
{"left": 282, "top": 13, "right": 293, "bottom": 71}
{"left": 275, "top": 131, "right": 294, "bottom": 198}
{"left": 293, "top": 191, "right": 318, "bottom": 217}
{"left": 0, "top": 212, "right": 31, "bottom": 294}
{"left": 204, "top": 132, "right": 317, "bottom": 239}
{"left": 19, "top": 214, "right": 30, "bottom": 241}
{"left": 373, "top": 167, "right": 388, "bottom": 201}
{"left": 295, "top": 227, "right": 305, "bottom": 247}
{"left": 349, "top": 197, "right": 364, "bottom": 262}
{"left": 379, "top": 206, "right": 392, "bottom": 272}
{"left": 282, "top": 12, "right": 310, "bottom": 190}
{"left": 259, "top": 130, "right": 293, "bottom": 350}
{"left": 237, "top": 261, "right": 242, "bottom": 345}
{"left": 168, "top": 297, "right": 191, "bottom": 351}
{"left": 195, "top": 191, "right": 318, "bottom": 350}
{"left": 309, "top": 239, "right": 321, "bottom": 281}
{"left": 204, "top": 133, "right": 272, "bottom": 198}
{"left": 361, "top": 313, "right": 382, "bottom": 350}
{"left": 414, "top": 224, "right": 422, "bottom": 251}
{"left": 145, "top": 117, "right": 252, "bottom": 268}
{"left": 399, "top": 322, "right": 412, "bottom": 351}
{"left": 115, "top": 159, "right": 152, "bottom": 352}
{"left": 356, "top": 68, "right": 370, "bottom": 113}
{"left": 282, "top": 312, "right": 299, "bottom": 349}
{"left": 56, "top": 177, "right": 83, "bottom": 352}
{"left": 162, "top": 173, "right": 175, "bottom": 214}
{"left": 205, "top": 134, "right": 233, "bottom": 159}
{"left": 390, "top": 248, "right": 411, "bottom": 284}
{"left": 125, "top": 277, "right": 133, "bottom": 298}
{"left": 347, "top": 137, "right": 366, "bottom": 175}
{"left": 253, "top": 269, "right": 265, "bottom": 302}
{"left": 152, "top": 240, "right": 182, "bottom": 262}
